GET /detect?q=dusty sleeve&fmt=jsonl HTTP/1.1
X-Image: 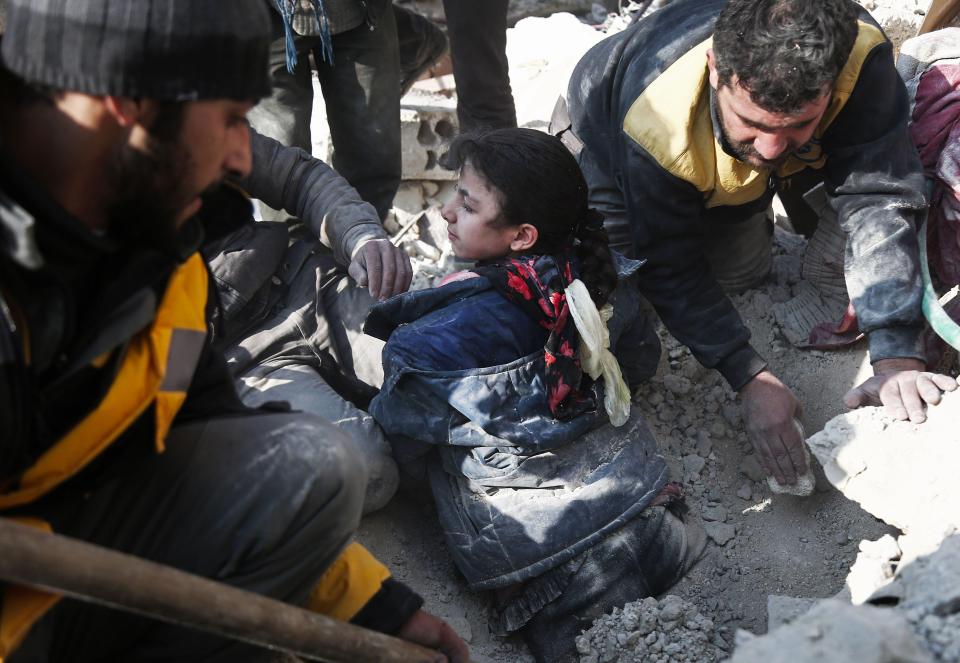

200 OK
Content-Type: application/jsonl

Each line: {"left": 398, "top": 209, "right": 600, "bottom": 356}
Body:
{"left": 822, "top": 42, "right": 927, "bottom": 363}
{"left": 620, "top": 143, "right": 768, "bottom": 390}
{"left": 237, "top": 129, "right": 387, "bottom": 267}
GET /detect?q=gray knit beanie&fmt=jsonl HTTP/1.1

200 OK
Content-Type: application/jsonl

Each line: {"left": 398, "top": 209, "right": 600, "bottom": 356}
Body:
{"left": 1, "top": 0, "right": 271, "bottom": 101}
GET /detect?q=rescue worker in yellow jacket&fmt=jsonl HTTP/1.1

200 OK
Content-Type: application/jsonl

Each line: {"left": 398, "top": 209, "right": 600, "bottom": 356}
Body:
{"left": 559, "top": 0, "right": 958, "bottom": 487}
{"left": 0, "top": 1, "right": 467, "bottom": 661}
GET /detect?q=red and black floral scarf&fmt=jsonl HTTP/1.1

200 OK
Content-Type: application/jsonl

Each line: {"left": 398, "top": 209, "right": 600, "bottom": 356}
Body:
{"left": 476, "top": 253, "right": 596, "bottom": 420}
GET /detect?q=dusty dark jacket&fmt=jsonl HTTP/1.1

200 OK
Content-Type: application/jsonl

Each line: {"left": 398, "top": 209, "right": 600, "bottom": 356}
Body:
{"left": 568, "top": 0, "right": 927, "bottom": 388}
{"left": 0, "top": 148, "right": 249, "bottom": 488}
{"left": 367, "top": 260, "right": 669, "bottom": 591}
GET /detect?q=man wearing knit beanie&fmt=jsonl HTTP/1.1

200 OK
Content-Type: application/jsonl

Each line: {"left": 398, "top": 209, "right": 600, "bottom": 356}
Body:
{"left": 0, "top": 1, "right": 467, "bottom": 661}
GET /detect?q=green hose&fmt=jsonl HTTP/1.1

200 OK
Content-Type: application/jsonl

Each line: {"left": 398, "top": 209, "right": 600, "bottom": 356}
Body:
{"left": 919, "top": 216, "right": 960, "bottom": 351}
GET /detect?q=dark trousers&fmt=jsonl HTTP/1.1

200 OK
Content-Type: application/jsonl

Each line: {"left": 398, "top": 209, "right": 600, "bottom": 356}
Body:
{"left": 443, "top": 0, "right": 516, "bottom": 131}
{"left": 249, "top": 2, "right": 401, "bottom": 220}
{"left": 522, "top": 506, "right": 705, "bottom": 663}
{"left": 9, "top": 412, "right": 366, "bottom": 663}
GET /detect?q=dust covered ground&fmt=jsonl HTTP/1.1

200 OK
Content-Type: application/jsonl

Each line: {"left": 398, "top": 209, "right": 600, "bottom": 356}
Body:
{"left": 345, "top": 1, "right": 940, "bottom": 660}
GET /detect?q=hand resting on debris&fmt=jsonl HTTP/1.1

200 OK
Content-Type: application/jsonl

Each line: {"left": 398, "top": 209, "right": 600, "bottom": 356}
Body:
{"left": 843, "top": 357, "right": 958, "bottom": 424}
{"left": 739, "top": 369, "right": 807, "bottom": 485}
{"left": 348, "top": 238, "right": 413, "bottom": 300}
{"left": 398, "top": 609, "right": 470, "bottom": 663}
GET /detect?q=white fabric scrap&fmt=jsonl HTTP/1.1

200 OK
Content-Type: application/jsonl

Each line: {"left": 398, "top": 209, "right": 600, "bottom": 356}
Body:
{"left": 564, "top": 279, "right": 631, "bottom": 427}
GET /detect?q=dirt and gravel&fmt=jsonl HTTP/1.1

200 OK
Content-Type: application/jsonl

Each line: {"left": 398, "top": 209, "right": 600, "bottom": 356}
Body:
{"left": 353, "top": 2, "right": 955, "bottom": 661}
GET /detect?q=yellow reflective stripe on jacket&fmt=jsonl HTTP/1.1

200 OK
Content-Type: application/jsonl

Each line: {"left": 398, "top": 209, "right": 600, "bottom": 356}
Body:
{"left": 0, "top": 254, "right": 209, "bottom": 659}
{"left": 0, "top": 251, "right": 208, "bottom": 508}
{"left": 0, "top": 518, "right": 60, "bottom": 660}
{"left": 622, "top": 21, "right": 888, "bottom": 209}
{"left": 306, "top": 543, "right": 391, "bottom": 622}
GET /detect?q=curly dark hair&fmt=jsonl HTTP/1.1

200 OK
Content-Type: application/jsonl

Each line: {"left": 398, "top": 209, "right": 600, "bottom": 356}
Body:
{"left": 443, "top": 128, "right": 618, "bottom": 306}
{"left": 712, "top": 0, "right": 859, "bottom": 113}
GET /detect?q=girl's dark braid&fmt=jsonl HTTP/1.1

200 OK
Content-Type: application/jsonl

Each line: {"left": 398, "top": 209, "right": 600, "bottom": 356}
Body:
{"left": 574, "top": 209, "right": 618, "bottom": 308}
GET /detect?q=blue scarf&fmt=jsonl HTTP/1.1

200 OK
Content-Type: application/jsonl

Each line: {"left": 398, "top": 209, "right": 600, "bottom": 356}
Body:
{"left": 273, "top": 0, "right": 335, "bottom": 71}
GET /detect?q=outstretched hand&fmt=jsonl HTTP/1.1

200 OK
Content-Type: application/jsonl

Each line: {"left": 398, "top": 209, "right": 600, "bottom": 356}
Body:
{"left": 844, "top": 357, "right": 957, "bottom": 423}
{"left": 348, "top": 238, "right": 413, "bottom": 300}
{"left": 738, "top": 370, "right": 807, "bottom": 485}
{"left": 397, "top": 609, "right": 470, "bottom": 663}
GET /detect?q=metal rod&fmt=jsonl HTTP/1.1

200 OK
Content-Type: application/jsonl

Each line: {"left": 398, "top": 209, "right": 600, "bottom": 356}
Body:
{"left": 0, "top": 518, "right": 444, "bottom": 663}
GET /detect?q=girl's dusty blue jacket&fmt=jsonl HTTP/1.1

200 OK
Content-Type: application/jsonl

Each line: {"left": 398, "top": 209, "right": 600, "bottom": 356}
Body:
{"left": 367, "top": 260, "right": 669, "bottom": 591}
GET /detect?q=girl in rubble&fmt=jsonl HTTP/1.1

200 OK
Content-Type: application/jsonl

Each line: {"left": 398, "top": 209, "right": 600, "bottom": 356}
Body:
{"left": 366, "top": 128, "right": 704, "bottom": 662}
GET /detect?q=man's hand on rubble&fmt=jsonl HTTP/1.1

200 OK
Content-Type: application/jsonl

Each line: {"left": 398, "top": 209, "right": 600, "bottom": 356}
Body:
{"left": 348, "top": 238, "right": 414, "bottom": 300}
{"left": 739, "top": 370, "right": 807, "bottom": 485}
{"left": 397, "top": 609, "right": 470, "bottom": 663}
{"left": 843, "top": 357, "right": 958, "bottom": 424}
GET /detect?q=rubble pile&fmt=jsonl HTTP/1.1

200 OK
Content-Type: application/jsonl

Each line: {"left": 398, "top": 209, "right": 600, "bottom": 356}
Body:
{"left": 575, "top": 595, "right": 726, "bottom": 663}
{"left": 730, "top": 535, "right": 960, "bottom": 663}
{"left": 730, "top": 599, "right": 934, "bottom": 663}
{"left": 890, "top": 535, "right": 960, "bottom": 662}
{"left": 723, "top": 393, "right": 960, "bottom": 662}
{"left": 806, "top": 389, "right": 960, "bottom": 570}
{"left": 859, "top": 0, "right": 930, "bottom": 51}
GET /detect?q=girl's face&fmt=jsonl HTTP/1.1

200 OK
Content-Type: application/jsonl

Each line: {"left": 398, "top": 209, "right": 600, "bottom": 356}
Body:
{"left": 441, "top": 163, "right": 520, "bottom": 261}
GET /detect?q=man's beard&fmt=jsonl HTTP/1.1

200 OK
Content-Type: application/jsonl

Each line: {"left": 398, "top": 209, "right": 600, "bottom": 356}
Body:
{"left": 105, "top": 134, "right": 203, "bottom": 255}
{"left": 717, "top": 107, "right": 796, "bottom": 171}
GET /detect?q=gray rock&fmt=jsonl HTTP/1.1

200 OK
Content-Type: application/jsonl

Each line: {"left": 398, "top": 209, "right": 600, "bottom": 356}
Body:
{"left": 683, "top": 454, "right": 706, "bottom": 476}
{"left": 701, "top": 504, "right": 728, "bottom": 523}
{"left": 705, "top": 521, "right": 736, "bottom": 546}
{"left": 658, "top": 595, "right": 685, "bottom": 623}
{"left": 446, "top": 613, "right": 473, "bottom": 644}
{"left": 766, "top": 595, "right": 818, "bottom": 629}
{"left": 575, "top": 635, "right": 593, "bottom": 655}
{"left": 879, "top": 534, "right": 960, "bottom": 618}
{"left": 663, "top": 374, "right": 692, "bottom": 396}
{"left": 728, "top": 600, "right": 933, "bottom": 663}
{"left": 696, "top": 430, "right": 714, "bottom": 456}
{"left": 392, "top": 182, "right": 426, "bottom": 213}
{"left": 806, "top": 391, "right": 960, "bottom": 544}
{"left": 736, "top": 484, "right": 753, "bottom": 501}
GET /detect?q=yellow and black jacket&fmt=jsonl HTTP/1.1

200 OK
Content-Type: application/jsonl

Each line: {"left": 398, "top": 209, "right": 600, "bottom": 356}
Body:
{"left": 568, "top": 0, "right": 927, "bottom": 388}
{"left": 0, "top": 151, "right": 415, "bottom": 657}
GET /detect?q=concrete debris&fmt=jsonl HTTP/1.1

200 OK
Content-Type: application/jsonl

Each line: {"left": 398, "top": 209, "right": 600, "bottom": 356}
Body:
{"left": 576, "top": 595, "right": 725, "bottom": 663}
{"left": 861, "top": 0, "right": 931, "bottom": 51}
{"left": 805, "top": 390, "right": 960, "bottom": 555}
{"left": 765, "top": 595, "right": 818, "bottom": 630}
{"left": 864, "top": 534, "right": 960, "bottom": 662}
{"left": 846, "top": 535, "right": 902, "bottom": 605}
{"left": 704, "top": 521, "right": 736, "bottom": 547}
{"left": 701, "top": 504, "right": 728, "bottom": 523}
{"left": 729, "top": 599, "right": 934, "bottom": 663}
{"left": 507, "top": 0, "right": 595, "bottom": 25}
{"left": 399, "top": 107, "right": 458, "bottom": 181}
{"left": 662, "top": 374, "right": 692, "bottom": 396}
{"left": 748, "top": 535, "right": 960, "bottom": 663}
